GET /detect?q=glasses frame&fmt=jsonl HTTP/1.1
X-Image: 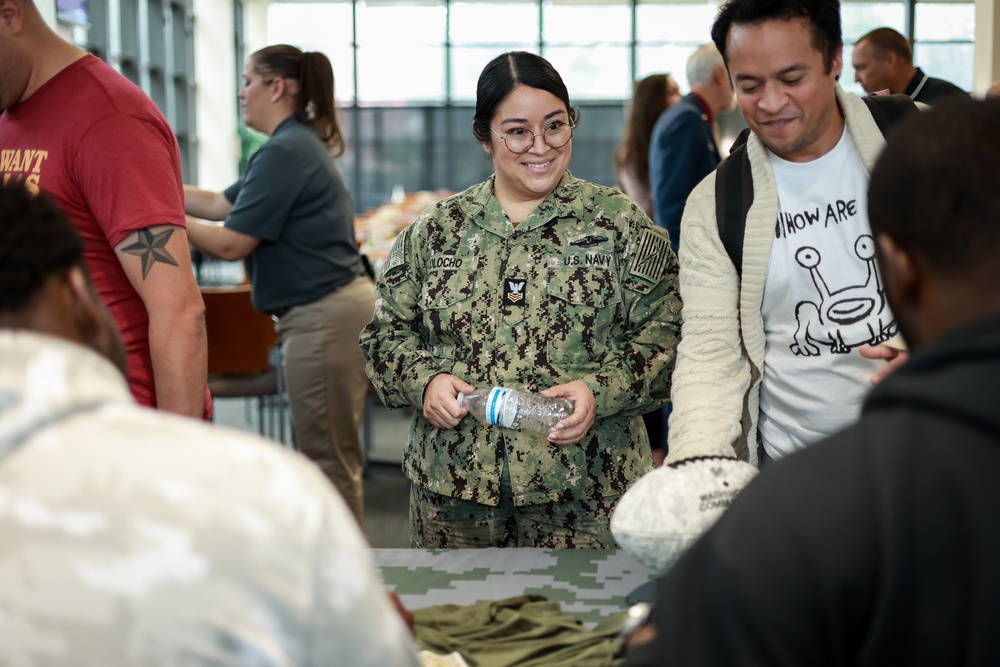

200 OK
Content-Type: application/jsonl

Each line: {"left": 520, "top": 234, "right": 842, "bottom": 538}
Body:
{"left": 489, "top": 121, "right": 576, "bottom": 154}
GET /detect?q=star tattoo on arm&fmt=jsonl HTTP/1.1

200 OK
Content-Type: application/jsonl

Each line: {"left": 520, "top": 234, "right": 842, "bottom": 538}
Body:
{"left": 121, "top": 227, "right": 179, "bottom": 279}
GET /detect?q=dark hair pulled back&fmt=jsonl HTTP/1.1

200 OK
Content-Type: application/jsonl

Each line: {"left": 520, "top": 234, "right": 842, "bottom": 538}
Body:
{"left": 251, "top": 44, "right": 345, "bottom": 156}
{"left": 472, "top": 51, "right": 580, "bottom": 146}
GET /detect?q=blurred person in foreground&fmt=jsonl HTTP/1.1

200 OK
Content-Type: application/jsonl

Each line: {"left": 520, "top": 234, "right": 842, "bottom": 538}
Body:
{"left": 626, "top": 98, "right": 1000, "bottom": 667}
{"left": 185, "top": 45, "right": 374, "bottom": 525}
{"left": 852, "top": 26, "right": 967, "bottom": 105}
{"left": 616, "top": 71, "right": 683, "bottom": 465}
{"left": 361, "top": 51, "right": 681, "bottom": 548}
{"left": 0, "top": 181, "right": 418, "bottom": 666}
{"left": 0, "top": 0, "right": 208, "bottom": 417}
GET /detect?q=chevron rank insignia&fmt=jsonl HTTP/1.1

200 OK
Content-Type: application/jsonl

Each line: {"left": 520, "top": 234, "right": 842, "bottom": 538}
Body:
{"left": 502, "top": 278, "right": 527, "bottom": 306}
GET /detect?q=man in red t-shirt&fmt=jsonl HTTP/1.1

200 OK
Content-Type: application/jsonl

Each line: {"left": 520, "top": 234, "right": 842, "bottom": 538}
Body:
{"left": 0, "top": 0, "right": 208, "bottom": 417}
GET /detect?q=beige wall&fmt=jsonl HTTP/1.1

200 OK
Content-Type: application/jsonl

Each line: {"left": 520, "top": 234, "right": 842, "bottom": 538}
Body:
{"left": 974, "top": 0, "right": 1000, "bottom": 94}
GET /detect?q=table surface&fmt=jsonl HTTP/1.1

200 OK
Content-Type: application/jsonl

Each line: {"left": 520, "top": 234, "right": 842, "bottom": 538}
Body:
{"left": 373, "top": 548, "right": 656, "bottom": 627}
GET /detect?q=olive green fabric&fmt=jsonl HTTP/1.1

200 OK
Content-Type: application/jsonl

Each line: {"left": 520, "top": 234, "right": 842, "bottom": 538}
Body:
{"left": 414, "top": 595, "right": 627, "bottom": 667}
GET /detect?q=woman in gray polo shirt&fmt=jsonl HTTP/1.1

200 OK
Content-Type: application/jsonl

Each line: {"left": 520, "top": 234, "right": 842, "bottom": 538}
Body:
{"left": 185, "top": 44, "right": 373, "bottom": 526}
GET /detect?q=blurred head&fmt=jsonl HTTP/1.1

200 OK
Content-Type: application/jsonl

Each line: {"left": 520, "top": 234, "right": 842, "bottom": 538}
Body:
{"left": 687, "top": 43, "right": 725, "bottom": 89}
{"left": 242, "top": 44, "right": 344, "bottom": 155}
{"left": 852, "top": 27, "right": 912, "bottom": 94}
{"left": 687, "top": 43, "right": 734, "bottom": 115}
{"left": 472, "top": 52, "right": 579, "bottom": 206}
{"left": 713, "top": 0, "right": 844, "bottom": 162}
{"left": 617, "top": 73, "right": 677, "bottom": 190}
{"left": 0, "top": 0, "right": 42, "bottom": 112}
{"left": 987, "top": 81, "right": 1000, "bottom": 100}
{"left": 0, "top": 180, "right": 128, "bottom": 376}
{"left": 868, "top": 99, "right": 1000, "bottom": 348}
{"left": 665, "top": 74, "right": 683, "bottom": 107}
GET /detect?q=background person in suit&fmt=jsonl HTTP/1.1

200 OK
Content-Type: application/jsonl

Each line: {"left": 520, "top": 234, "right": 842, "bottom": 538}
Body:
{"left": 649, "top": 43, "right": 734, "bottom": 252}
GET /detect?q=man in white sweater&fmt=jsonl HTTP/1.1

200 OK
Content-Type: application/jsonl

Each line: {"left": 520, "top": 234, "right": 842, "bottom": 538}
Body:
{"left": 667, "top": 0, "right": 909, "bottom": 466}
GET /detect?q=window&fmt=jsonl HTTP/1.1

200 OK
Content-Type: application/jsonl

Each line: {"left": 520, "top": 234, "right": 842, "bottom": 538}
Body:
{"left": 262, "top": 0, "right": 976, "bottom": 212}
{"left": 68, "top": 0, "right": 198, "bottom": 182}
{"left": 543, "top": 0, "right": 632, "bottom": 99}
{"left": 635, "top": 1, "right": 718, "bottom": 91}
{"left": 356, "top": 1, "right": 448, "bottom": 103}
{"left": 841, "top": 2, "right": 906, "bottom": 95}
{"left": 913, "top": 0, "right": 975, "bottom": 91}
{"left": 266, "top": 2, "right": 356, "bottom": 103}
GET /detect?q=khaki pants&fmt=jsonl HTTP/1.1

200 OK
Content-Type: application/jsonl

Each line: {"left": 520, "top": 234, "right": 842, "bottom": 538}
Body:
{"left": 275, "top": 276, "right": 374, "bottom": 526}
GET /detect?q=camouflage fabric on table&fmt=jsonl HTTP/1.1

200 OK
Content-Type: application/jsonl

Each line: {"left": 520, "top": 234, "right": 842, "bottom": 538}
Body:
{"left": 374, "top": 547, "right": 657, "bottom": 628}
{"left": 360, "top": 172, "right": 682, "bottom": 507}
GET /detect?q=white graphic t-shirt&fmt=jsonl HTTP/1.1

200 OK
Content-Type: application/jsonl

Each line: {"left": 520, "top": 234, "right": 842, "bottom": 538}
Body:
{"left": 759, "top": 128, "right": 895, "bottom": 459}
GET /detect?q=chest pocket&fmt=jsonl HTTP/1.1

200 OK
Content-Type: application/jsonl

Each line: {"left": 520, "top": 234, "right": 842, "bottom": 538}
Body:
{"left": 545, "top": 266, "right": 621, "bottom": 366}
{"left": 421, "top": 268, "right": 477, "bottom": 343}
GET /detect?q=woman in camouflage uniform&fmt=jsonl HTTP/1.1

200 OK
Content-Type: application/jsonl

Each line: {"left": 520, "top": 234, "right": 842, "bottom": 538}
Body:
{"left": 360, "top": 52, "right": 681, "bottom": 548}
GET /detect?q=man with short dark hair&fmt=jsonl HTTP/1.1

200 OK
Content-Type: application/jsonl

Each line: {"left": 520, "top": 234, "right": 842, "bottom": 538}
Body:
{"left": 625, "top": 97, "right": 1000, "bottom": 667}
{"left": 667, "top": 0, "right": 912, "bottom": 466}
{"left": 0, "top": 0, "right": 208, "bottom": 417}
{"left": 0, "top": 180, "right": 419, "bottom": 666}
{"left": 852, "top": 26, "right": 967, "bottom": 104}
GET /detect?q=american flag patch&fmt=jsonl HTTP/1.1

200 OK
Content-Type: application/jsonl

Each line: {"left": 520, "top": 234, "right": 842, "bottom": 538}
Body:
{"left": 629, "top": 228, "right": 669, "bottom": 283}
{"left": 383, "top": 232, "right": 407, "bottom": 274}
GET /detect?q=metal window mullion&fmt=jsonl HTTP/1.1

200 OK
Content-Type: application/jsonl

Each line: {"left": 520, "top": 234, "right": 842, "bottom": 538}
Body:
{"left": 164, "top": 1, "right": 177, "bottom": 128}
{"left": 905, "top": 0, "right": 916, "bottom": 47}
{"left": 538, "top": 0, "right": 544, "bottom": 55}
{"left": 108, "top": 0, "right": 122, "bottom": 72}
{"left": 138, "top": 0, "right": 151, "bottom": 94}
{"left": 445, "top": 0, "right": 452, "bottom": 105}
{"left": 629, "top": 0, "right": 637, "bottom": 89}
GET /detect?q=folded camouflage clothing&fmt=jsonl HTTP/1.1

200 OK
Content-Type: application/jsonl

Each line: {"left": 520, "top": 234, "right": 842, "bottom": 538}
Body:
{"left": 413, "top": 594, "right": 627, "bottom": 667}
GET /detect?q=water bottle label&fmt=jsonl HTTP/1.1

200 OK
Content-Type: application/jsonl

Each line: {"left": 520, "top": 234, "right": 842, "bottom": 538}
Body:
{"left": 485, "top": 387, "right": 518, "bottom": 428}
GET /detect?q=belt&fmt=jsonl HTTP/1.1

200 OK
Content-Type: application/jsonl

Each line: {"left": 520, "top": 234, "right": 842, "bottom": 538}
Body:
{"left": 270, "top": 277, "right": 359, "bottom": 321}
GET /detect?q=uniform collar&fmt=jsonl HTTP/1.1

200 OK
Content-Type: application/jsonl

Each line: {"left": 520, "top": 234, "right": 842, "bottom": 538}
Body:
{"left": 458, "top": 171, "right": 584, "bottom": 237}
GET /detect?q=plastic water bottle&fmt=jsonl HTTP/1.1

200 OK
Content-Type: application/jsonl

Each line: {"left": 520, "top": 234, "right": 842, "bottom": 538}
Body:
{"left": 457, "top": 386, "right": 574, "bottom": 435}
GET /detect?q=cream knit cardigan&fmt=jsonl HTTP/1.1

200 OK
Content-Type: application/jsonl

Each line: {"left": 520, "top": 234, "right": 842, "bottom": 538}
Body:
{"left": 666, "top": 86, "right": 889, "bottom": 467}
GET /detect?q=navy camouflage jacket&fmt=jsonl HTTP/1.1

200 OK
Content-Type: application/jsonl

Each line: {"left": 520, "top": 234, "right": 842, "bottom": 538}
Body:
{"left": 360, "top": 172, "right": 681, "bottom": 506}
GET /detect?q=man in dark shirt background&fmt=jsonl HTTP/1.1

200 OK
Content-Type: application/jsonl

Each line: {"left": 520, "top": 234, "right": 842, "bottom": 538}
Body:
{"left": 852, "top": 27, "right": 967, "bottom": 105}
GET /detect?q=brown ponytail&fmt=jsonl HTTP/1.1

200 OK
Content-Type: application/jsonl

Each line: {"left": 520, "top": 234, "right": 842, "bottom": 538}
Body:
{"left": 251, "top": 45, "right": 345, "bottom": 156}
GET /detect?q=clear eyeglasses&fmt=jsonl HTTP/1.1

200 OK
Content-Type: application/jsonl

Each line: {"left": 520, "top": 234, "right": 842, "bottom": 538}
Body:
{"left": 490, "top": 121, "right": 575, "bottom": 154}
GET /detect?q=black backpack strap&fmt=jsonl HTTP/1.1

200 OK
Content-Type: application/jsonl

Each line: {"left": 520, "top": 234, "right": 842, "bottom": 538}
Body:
{"left": 715, "top": 127, "right": 753, "bottom": 277}
{"left": 862, "top": 93, "right": 920, "bottom": 136}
